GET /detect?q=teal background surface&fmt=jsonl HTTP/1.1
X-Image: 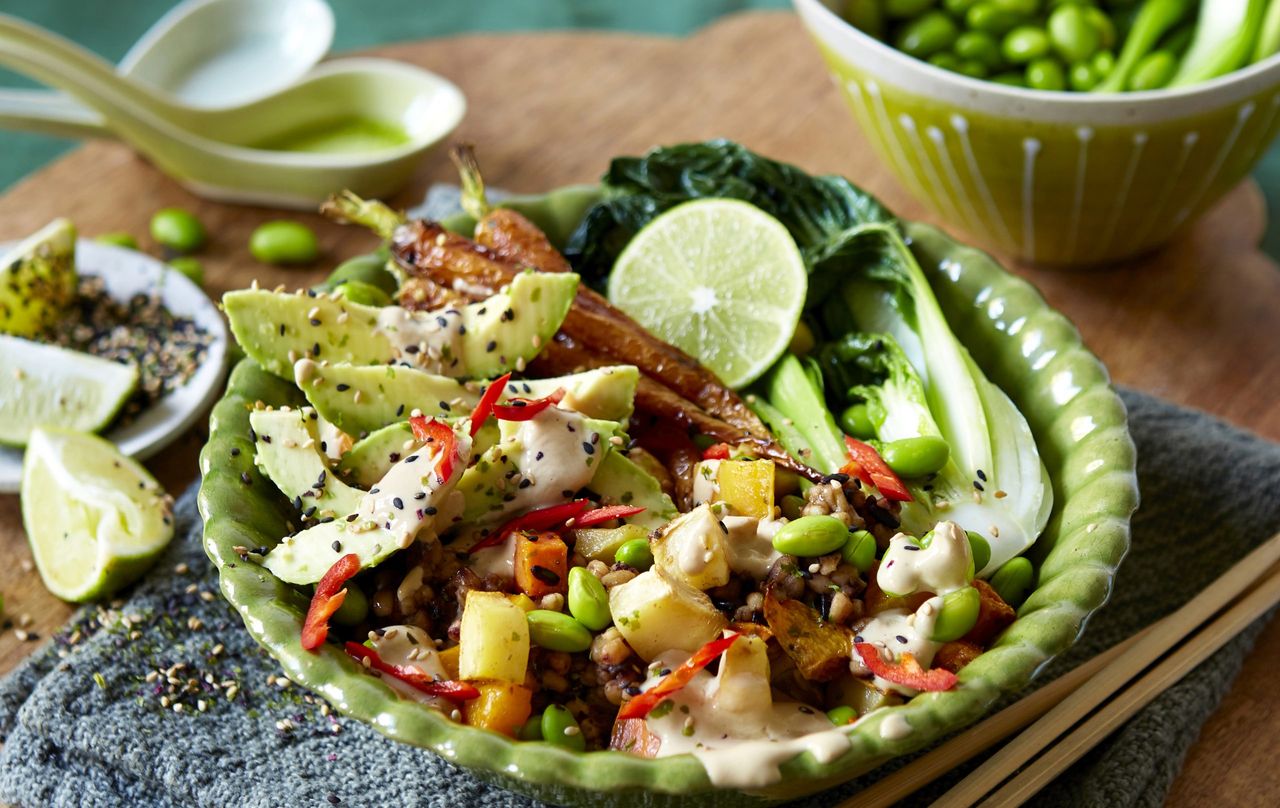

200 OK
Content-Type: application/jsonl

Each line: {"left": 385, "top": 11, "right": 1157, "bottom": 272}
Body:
{"left": 1, "top": 0, "right": 1277, "bottom": 257}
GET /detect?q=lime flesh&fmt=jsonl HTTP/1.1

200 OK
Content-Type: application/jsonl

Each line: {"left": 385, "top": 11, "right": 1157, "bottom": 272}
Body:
{"left": 607, "top": 198, "right": 807, "bottom": 388}
{"left": 0, "top": 217, "right": 77, "bottom": 336}
{"left": 0, "top": 334, "right": 138, "bottom": 447}
{"left": 21, "top": 427, "right": 173, "bottom": 602}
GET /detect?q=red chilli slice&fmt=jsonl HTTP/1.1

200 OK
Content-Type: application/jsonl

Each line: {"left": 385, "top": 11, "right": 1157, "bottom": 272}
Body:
{"left": 409, "top": 415, "right": 459, "bottom": 484}
{"left": 469, "top": 372, "right": 512, "bottom": 436}
{"left": 842, "top": 437, "right": 913, "bottom": 502}
{"left": 301, "top": 553, "right": 361, "bottom": 651}
{"left": 617, "top": 633, "right": 741, "bottom": 720}
{"left": 701, "top": 443, "right": 732, "bottom": 460}
{"left": 467, "top": 499, "right": 593, "bottom": 553}
{"left": 575, "top": 505, "right": 646, "bottom": 528}
{"left": 344, "top": 642, "right": 480, "bottom": 702}
{"left": 854, "top": 643, "right": 957, "bottom": 692}
{"left": 490, "top": 388, "right": 566, "bottom": 422}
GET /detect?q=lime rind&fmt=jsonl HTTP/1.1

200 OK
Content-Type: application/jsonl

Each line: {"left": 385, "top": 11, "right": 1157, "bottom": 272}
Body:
{"left": 607, "top": 198, "right": 807, "bottom": 388}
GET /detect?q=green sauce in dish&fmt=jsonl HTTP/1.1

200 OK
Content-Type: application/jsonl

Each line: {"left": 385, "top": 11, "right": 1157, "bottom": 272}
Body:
{"left": 257, "top": 117, "right": 410, "bottom": 154}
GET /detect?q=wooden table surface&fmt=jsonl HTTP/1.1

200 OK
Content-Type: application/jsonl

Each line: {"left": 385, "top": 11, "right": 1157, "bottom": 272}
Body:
{"left": 0, "top": 12, "right": 1277, "bottom": 805}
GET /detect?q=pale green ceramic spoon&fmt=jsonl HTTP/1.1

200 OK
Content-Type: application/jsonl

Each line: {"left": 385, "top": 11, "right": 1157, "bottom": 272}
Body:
{"left": 0, "top": 14, "right": 465, "bottom": 207}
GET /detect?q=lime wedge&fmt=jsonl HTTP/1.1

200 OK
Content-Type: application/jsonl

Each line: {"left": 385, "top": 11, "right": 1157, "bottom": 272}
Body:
{"left": 0, "top": 217, "right": 77, "bottom": 336}
{"left": 21, "top": 427, "right": 173, "bottom": 602}
{"left": 0, "top": 334, "right": 138, "bottom": 447}
{"left": 607, "top": 199, "right": 807, "bottom": 388}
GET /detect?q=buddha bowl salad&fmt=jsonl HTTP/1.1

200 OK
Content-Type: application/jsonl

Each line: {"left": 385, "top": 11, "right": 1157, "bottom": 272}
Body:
{"left": 222, "top": 141, "right": 1051, "bottom": 783}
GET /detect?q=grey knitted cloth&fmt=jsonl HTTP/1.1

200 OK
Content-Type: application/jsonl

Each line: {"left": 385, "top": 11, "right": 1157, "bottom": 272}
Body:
{"left": 2, "top": 389, "right": 1277, "bottom": 807}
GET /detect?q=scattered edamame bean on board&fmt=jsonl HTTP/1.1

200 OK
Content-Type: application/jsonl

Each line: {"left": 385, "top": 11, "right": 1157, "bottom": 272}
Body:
{"left": 842, "top": 0, "right": 1280, "bottom": 92}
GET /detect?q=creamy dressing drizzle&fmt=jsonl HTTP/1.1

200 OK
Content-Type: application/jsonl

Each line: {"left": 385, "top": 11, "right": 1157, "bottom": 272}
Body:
{"left": 351, "top": 430, "right": 471, "bottom": 549}
{"left": 374, "top": 305, "right": 466, "bottom": 374}
{"left": 850, "top": 599, "right": 944, "bottom": 695}
{"left": 721, "top": 515, "right": 783, "bottom": 579}
{"left": 877, "top": 521, "right": 971, "bottom": 598}
{"left": 691, "top": 460, "right": 721, "bottom": 508}
{"left": 367, "top": 625, "right": 450, "bottom": 709}
{"left": 640, "top": 652, "right": 850, "bottom": 788}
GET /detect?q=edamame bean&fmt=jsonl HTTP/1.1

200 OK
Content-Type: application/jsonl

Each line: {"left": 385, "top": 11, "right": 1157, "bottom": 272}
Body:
{"left": 929, "top": 52, "right": 963, "bottom": 72}
{"left": 781, "top": 494, "right": 807, "bottom": 521}
{"left": 1026, "top": 57, "right": 1067, "bottom": 90}
{"left": 828, "top": 705, "right": 859, "bottom": 725}
{"left": 567, "top": 567, "right": 612, "bottom": 631}
{"left": 929, "top": 586, "right": 982, "bottom": 641}
{"left": 332, "top": 280, "right": 391, "bottom": 307}
{"left": 324, "top": 252, "right": 399, "bottom": 295}
{"left": 527, "top": 609, "right": 594, "bottom": 653}
{"left": 95, "top": 232, "right": 137, "bottom": 250}
{"left": 615, "top": 538, "right": 654, "bottom": 570}
{"left": 955, "top": 31, "right": 1003, "bottom": 69}
{"left": 957, "top": 59, "right": 990, "bottom": 78}
{"left": 332, "top": 584, "right": 368, "bottom": 626}
{"left": 774, "top": 515, "right": 850, "bottom": 557}
{"left": 1069, "top": 61, "right": 1099, "bottom": 90}
{"left": 250, "top": 220, "right": 320, "bottom": 265}
{"left": 895, "top": 11, "right": 959, "bottom": 58}
{"left": 881, "top": 435, "right": 950, "bottom": 478}
{"left": 966, "top": 3, "right": 1022, "bottom": 35}
{"left": 841, "top": 529, "right": 878, "bottom": 572}
{"left": 991, "top": 0, "right": 1040, "bottom": 17}
{"left": 943, "top": 0, "right": 978, "bottom": 15}
{"left": 168, "top": 257, "right": 204, "bottom": 287}
{"left": 966, "top": 531, "right": 992, "bottom": 575}
{"left": 1084, "top": 6, "right": 1115, "bottom": 49}
{"left": 1003, "top": 26, "right": 1051, "bottom": 63}
{"left": 1128, "top": 50, "right": 1176, "bottom": 91}
{"left": 1091, "top": 49, "right": 1115, "bottom": 77}
{"left": 991, "top": 71, "right": 1028, "bottom": 86}
{"left": 541, "top": 704, "right": 586, "bottom": 751}
{"left": 1047, "top": 5, "right": 1100, "bottom": 63}
{"left": 842, "top": 0, "right": 886, "bottom": 37}
{"left": 150, "top": 207, "right": 206, "bottom": 254}
{"left": 519, "top": 714, "right": 544, "bottom": 740}
{"left": 839, "top": 402, "right": 876, "bottom": 439}
{"left": 990, "top": 556, "right": 1034, "bottom": 605}
{"left": 883, "top": 0, "right": 936, "bottom": 19}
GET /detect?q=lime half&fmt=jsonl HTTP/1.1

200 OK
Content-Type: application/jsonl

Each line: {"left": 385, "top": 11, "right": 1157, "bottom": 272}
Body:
{"left": 0, "top": 334, "right": 138, "bottom": 447}
{"left": 607, "top": 198, "right": 807, "bottom": 388}
{"left": 21, "top": 427, "right": 173, "bottom": 602}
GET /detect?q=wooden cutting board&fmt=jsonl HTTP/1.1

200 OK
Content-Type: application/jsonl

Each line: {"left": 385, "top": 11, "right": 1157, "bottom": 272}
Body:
{"left": 0, "top": 11, "right": 1275, "bottom": 805}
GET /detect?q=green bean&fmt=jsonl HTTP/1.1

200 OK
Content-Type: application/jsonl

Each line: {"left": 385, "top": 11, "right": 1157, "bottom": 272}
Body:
{"left": 990, "top": 556, "right": 1034, "bottom": 605}
{"left": 773, "top": 515, "right": 851, "bottom": 557}
{"left": 966, "top": 2, "right": 1023, "bottom": 35}
{"left": 883, "top": 0, "right": 936, "bottom": 19}
{"left": 1048, "top": 5, "right": 1101, "bottom": 62}
{"left": 1069, "top": 61, "right": 1100, "bottom": 90}
{"left": 540, "top": 705, "right": 587, "bottom": 751}
{"left": 780, "top": 494, "right": 807, "bottom": 521}
{"left": 827, "top": 705, "right": 859, "bottom": 725}
{"left": 882, "top": 436, "right": 950, "bottom": 478}
{"left": 895, "top": 11, "right": 959, "bottom": 58}
{"left": 966, "top": 531, "right": 992, "bottom": 575}
{"left": 1003, "top": 26, "right": 1051, "bottom": 63}
{"left": 843, "top": 0, "right": 887, "bottom": 39}
{"left": 1161, "top": 22, "right": 1195, "bottom": 56}
{"left": 839, "top": 402, "right": 877, "bottom": 439}
{"left": 331, "top": 280, "right": 391, "bottom": 307}
{"left": 95, "top": 232, "right": 137, "bottom": 250}
{"left": 527, "top": 610, "right": 594, "bottom": 653}
{"left": 567, "top": 567, "right": 612, "bottom": 631}
{"left": 150, "top": 207, "right": 206, "bottom": 254}
{"left": 519, "top": 714, "right": 544, "bottom": 740}
{"left": 614, "top": 538, "right": 654, "bottom": 570}
{"left": 324, "top": 253, "right": 399, "bottom": 295}
{"left": 1093, "top": 0, "right": 1192, "bottom": 92}
{"left": 250, "top": 220, "right": 320, "bottom": 266}
{"left": 1026, "top": 57, "right": 1067, "bottom": 90}
{"left": 841, "top": 529, "right": 878, "bottom": 572}
{"left": 331, "top": 584, "right": 368, "bottom": 626}
{"left": 1127, "top": 49, "right": 1176, "bottom": 90}
{"left": 929, "top": 586, "right": 982, "bottom": 642}
{"left": 168, "top": 257, "right": 204, "bottom": 287}
{"left": 1169, "top": 0, "right": 1268, "bottom": 87}
{"left": 955, "top": 31, "right": 1003, "bottom": 69}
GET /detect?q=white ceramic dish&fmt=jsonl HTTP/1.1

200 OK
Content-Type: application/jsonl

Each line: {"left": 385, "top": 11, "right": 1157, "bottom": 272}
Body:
{"left": 0, "top": 241, "right": 228, "bottom": 492}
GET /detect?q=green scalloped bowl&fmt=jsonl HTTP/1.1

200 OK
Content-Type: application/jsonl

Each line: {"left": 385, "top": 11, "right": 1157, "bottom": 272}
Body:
{"left": 199, "top": 184, "right": 1138, "bottom": 806}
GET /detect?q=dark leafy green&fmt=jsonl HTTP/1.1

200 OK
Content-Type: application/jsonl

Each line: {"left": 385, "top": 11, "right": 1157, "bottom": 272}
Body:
{"left": 564, "top": 140, "right": 894, "bottom": 281}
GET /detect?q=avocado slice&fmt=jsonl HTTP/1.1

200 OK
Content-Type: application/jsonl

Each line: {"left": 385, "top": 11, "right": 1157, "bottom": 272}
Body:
{"left": 585, "top": 452, "right": 678, "bottom": 531}
{"left": 224, "top": 270, "right": 578, "bottom": 380}
{"left": 250, "top": 407, "right": 364, "bottom": 520}
{"left": 264, "top": 426, "right": 473, "bottom": 585}
{"left": 339, "top": 419, "right": 503, "bottom": 490}
{"left": 299, "top": 362, "right": 640, "bottom": 437}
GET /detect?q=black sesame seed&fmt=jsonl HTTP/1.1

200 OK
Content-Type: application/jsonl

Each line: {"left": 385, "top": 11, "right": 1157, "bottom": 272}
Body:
{"left": 904, "top": 545, "right": 920, "bottom": 551}
{"left": 896, "top": 635, "right": 908, "bottom": 644}
{"left": 331, "top": 540, "right": 343, "bottom": 553}
{"left": 424, "top": 506, "right": 437, "bottom": 515}
{"left": 309, "top": 318, "right": 321, "bottom": 327}
{"left": 582, "top": 441, "right": 595, "bottom": 455}
{"left": 392, "top": 497, "right": 404, "bottom": 509}
{"left": 389, "top": 452, "right": 401, "bottom": 463}
{"left": 396, "top": 404, "right": 405, "bottom": 416}
{"left": 336, "top": 383, "right": 350, "bottom": 392}
{"left": 436, "top": 316, "right": 448, "bottom": 328}
{"left": 977, "top": 469, "right": 987, "bottom": 482}
{"left": 973, "top": 480, "right": 985, "bottom": 491}
{"left": 531, "top": 566, "right": 561, "bottom": 585}
{"left": 535, "top": 451, "right": 545, "bottom": 461}
{"left": 439, "top": 401, "right": 451, "bottom": 411}
{"left": 230, "top": 447, "right": 240, "bottom": 457}
{"left": 240, "top": 471, "right": 252, "bottom": 485}
{"left": 485, "top": 340, "right": 497, "bottom": 352}
{"left": 414, "top": 492, "right": 426, "bottom": 500}
{"left": 405, "top": 455, "right": 418, "bottom": 463}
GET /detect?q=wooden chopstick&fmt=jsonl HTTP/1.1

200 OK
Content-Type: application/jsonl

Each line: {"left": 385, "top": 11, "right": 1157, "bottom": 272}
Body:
{"left": 978, "top": 562, "right": 1280, "bottom": 807}
{"left": 835, "top": 627, "right": 1148, "bottom": 808}
{"left": 839, "top": 528, "right": 1280, "bottom": 808}
{"left": 933, "top": 529, "right": 1280, "bottom": 808}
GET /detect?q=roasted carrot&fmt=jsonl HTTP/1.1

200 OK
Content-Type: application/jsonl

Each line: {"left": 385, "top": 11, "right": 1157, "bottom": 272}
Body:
{"left": 514, "top": 531, "right": 569, "bottom": 598}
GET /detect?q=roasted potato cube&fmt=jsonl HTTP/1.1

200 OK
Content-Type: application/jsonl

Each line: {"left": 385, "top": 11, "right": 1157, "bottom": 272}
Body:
{"left": 459, "top": 591, "right": 530, "bottom": 682}
{"left": 609, "top": 568, "right": 728, "bottom": 661}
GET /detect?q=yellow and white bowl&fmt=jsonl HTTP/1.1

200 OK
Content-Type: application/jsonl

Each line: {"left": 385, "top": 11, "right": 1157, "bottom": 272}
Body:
{"left": 795, "top": 0, "right": 1280, "bottom": 265}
